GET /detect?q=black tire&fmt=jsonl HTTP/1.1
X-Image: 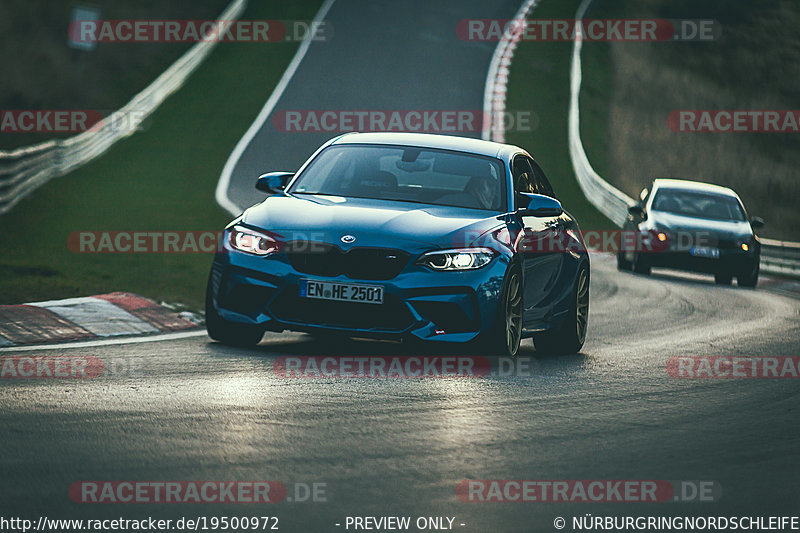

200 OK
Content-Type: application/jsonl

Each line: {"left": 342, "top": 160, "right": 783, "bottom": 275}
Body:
{"left": 483, "top": 266, "right": 524, "bottom": 357}
{"left": 632, "top": 253, "right": 651, "bottom": 275}
{"left": 534, "top": 265, "right": 589, "bottom": 355}
{"left": 714, "top": 272, "right": 733, "bottom": 285}
{"left": 205, "top": 278, "right": 265, "bottom": 347}
{"left": 737, "top": 259, "right": 759, "bottom": 288}
{"left": 617, "top": 250, "right": 632, "bottom": 271}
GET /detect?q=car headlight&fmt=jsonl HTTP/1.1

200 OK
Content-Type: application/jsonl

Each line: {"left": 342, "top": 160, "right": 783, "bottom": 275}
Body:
{"left": 739, "top": 240, "right": 756, "bottom": 252}
{"left": 417, "top": 248, "right": 496, "bottom": 271}
{"left": 228, "top": 225, "right": 279, "bottom": 256}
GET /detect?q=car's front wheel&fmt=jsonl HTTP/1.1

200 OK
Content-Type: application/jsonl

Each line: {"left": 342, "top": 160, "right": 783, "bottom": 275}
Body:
{"left": 714, "top": 272, "right": 733, "bottom": 285}
{"left": 483, "top": 266, "right": 523, "bottom": 357}
{"left": 205, "top": 278, "right": 265, "bottom": 347}
{"left": 535, "top": 265, "right": 589, "bottom": 355}
{"left": 737, "top": 259, "right": 759, "bottom": 288}
{"left": 632, "top": 253, "right": 651, "bottom": 275}
{"left": 617, "top": 250, "right": 632, "bottom": 271}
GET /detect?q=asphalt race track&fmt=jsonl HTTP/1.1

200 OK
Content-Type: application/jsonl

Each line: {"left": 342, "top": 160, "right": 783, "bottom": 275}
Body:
{"left": 224, "top": 0, "right": 522, "bottom": 210}
{"left": 2, "top": 254, "right": 799, "bottom": 531}
{"left": 3, "top": 0, "right": 800, "bottom": 531}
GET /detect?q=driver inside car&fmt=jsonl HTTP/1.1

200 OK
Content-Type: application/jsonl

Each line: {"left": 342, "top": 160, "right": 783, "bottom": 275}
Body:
{"left": 465, "top": 175, "right": 498, "bottom": 210}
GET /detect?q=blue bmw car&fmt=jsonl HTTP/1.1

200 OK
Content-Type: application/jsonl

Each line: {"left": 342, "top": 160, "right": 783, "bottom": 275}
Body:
{"left": 206, "top": 132, "right": 589, "bottom": 356}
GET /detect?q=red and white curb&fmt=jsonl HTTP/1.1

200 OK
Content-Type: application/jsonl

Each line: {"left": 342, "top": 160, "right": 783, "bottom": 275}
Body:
{"left": 0, "top": 292, "right": 201, "bottom": 348}
{"left": 482, "top": 0, "right": 539, "bottom": 143}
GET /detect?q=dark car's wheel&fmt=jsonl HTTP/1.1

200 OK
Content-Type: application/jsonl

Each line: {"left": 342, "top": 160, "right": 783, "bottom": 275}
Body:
{"left": 714, "top": 272, "right": 733, "bottom": 285}
{"left": 535, "top": 265, "right": 589, "bottom": 355}
{"left": 205, "top": 278, "right": 265, "bottom": 347}
{"left": 632, "top": 253, "right": 651, "bottom": 275}
{"left": 617, "top": 250, "right": 632, "bottom": 271}
{"left": 484, "top": 266, "right": 523, "bottom": 357}
{"left": 737, "top": 259, "right": 759, "bottom": 288}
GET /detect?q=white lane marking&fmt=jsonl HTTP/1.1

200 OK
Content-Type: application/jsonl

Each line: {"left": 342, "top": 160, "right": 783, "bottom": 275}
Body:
{"left": 29, "top": 297, "right": 159, "bottom": 337}
{"left": 215, "top": 0, "right": 337, "bottom": 216}
{"left": 0, "top": 329, "right": 207, "bottom": 353}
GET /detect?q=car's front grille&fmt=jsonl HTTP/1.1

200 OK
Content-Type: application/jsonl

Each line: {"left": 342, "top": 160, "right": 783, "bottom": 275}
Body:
{"left": 284, "top": 242, "right": 411, "bottom": 280}
{"left": 269, "top": 289, "right": 415, "bottom": 332}
{"left": 717, "top": 237, "right": 739, "bottom": 250}
{"left": 668, "top": 231, "right": 742, "bottom": 251}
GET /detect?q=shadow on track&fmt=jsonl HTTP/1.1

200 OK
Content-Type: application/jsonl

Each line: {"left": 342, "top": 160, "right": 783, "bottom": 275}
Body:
{"left": 620, "top": 266, "right": 758, "bottom": 290}
{"left": 203, "top": 333, "right": 592, "bottom": 380}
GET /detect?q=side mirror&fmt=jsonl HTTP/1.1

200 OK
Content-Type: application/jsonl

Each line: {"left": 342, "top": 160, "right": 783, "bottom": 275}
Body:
{"left": 519, "top": 193, "right": 563, "bottom": 217}
{"left": 627, "top": 204, "right": 645, "bottom": 217}
{"left": 256, "top": 171, "right": 294, "bottom": 193}
{"left": 750, "top": 216, "right": 765, "bottom": 229}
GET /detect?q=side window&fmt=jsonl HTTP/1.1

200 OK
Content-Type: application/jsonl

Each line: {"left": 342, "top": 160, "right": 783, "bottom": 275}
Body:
{"left": 512, "top": 155, "right": 535, "bottom": 209}
{"left": 529, "top": 158, "right": 556, "bottom": 198}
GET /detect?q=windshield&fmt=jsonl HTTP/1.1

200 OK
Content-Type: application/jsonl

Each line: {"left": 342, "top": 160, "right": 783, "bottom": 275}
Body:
{"left": 651, "top": 188, "right": 746, "bottom": 221}
{"left": 288, "top": 144, "right": 507, "bottom": 212}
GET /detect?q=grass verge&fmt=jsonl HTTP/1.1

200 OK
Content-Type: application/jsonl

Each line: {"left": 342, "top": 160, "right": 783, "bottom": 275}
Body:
{"left": 0, "top": 0, "right": 323, "bottom": 308}
{"left": 1, "top": 0, "right": 230, "bottom": 150}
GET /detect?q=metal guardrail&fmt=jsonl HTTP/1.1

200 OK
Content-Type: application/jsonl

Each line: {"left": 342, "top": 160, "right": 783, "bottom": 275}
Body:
{"left": 759, "top": 239, "right": 800, "bottom": 278}
{"left": 0, "top": 0, "right": 247, "bottom": 215}
{"left": 567, "top": 0, "right": 799, "bottom": 279}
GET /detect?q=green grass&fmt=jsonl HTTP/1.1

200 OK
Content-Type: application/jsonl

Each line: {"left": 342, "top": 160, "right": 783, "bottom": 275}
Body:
{"left": 0, "top": 0, "right": 323, "bottom": 307}
{"left": 0, "top": 0, "right": 231, "bottom": 150}
{"left": 505, "top": 0, "right": 614, "bottom": 232}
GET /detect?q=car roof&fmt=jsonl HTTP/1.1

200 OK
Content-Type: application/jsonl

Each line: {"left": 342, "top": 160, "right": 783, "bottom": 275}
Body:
{"left": 329, "top": 132, "right": 522, "bottom": 159}
{"left": 652, "top": 178, "right": 738, "bottom": 197}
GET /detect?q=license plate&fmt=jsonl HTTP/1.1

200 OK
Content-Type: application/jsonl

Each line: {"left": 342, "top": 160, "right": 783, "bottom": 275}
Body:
{"left": 299, "top": 279, "right": 384, "bottom": 304}
{"left": 690, "top": 246, "right": 719, "bottom": 259}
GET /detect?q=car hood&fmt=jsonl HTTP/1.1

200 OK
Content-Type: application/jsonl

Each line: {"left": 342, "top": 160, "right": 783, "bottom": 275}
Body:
{"left": 648, "top": 211, "right": 753, "bottom": 240}
{"left": 241, "top": 194, "right": 504, "bottom": 251}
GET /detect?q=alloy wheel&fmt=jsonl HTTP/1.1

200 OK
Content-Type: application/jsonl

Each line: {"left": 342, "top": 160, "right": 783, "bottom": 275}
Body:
{"left": 505, "top": 271, "right": 523, "bottom": 354}
{"left": 575, "top": 268, "right": 589, "bottom": 345}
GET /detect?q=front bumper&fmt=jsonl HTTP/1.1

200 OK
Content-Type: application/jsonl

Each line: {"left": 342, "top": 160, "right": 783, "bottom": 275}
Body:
{"left": 643, "top": 249, "right": 758, "bottom": 274}
{"left": 208, "top": 248, "right": 511, "bottom": 343}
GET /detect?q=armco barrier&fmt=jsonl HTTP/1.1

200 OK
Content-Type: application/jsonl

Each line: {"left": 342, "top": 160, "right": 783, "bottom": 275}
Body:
{"left": 759, "top": 239, "right": 800, "bottom": 278}
{"left": 0, "top": 0, "right": 247, "bottom": 215}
